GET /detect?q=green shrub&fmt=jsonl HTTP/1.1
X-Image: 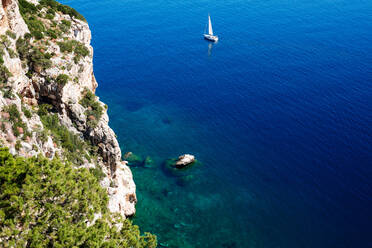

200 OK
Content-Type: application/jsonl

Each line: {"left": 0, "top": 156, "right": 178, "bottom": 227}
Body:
{"left": 18, "top": 0, "right": 50, "bottom": 40}
{"left": 16, "top": 36, "right": 30, "bottom": 59}
{"left": 75, "top": 43, "right": 90, "bottom": 57}
{"left": 56, "top": 74, "right": 69, "bottom": 85}
{"left": 15, "top": 140, "right": 21, "bottom": 151}
{"left": 5, "top": 30, "right": 16, "bottom": 39}
{"left": 39, "top": 0, "right": 86, "bottom": 22}
{"left": 90, "top": 166, "right": 105, "bottom": 181}
{"left": 16, "top": 36, "right": 52, "bottom": 74}
{"left": 38, "top": 128, "right": 49, "bottom": 142}
{"left": 38, "top": 109, "right": 88, "bottom": 165}
{"left": 25, "top": 16, "right": 46, "bottom": 39}
{"left": 16, "top": 37, "right": 31, "bottom": 60}
{"left": 47, "top": 7, "right": 56, "bottom": 17}
{"left": 46, "top": 28, "right": 58, "bottom": 39}
{"left": 29, "top": 48, "right": 52, "bottom": 71}
{"left": 0, "top": 65, "right": 12, "bottom": 85}
{"left": 24, "top": 33, "right": 32, "bottom": 39}
{"left": 0, "top": 35, "right": 10, "bottom": 47}
{"left": 22, "top": 105, "right": 32, "bottom": 118}
{"left": 7, "top": 48, "right": 17, "bottom": 58}
{"left": 18, "top": 0, "right": 38, "bottom": 16}
{"left": 1, "top": 87, "right": 14, "bottom": 98}
{"left": 60, "top": 20, "right": 72, "bottom": 33}
{"left": 58, "top": 40, "right": 89, "bottom": 63}
{"left": 57, "top": 40, "right": 73, "bottom": 53}
{"left": 5, "top": 104, "right": 20, "bottom": 122}
{"left": 37, "top": 103, "right": 53, "bottom": 117}
{"left": 2, "top": 104, "right": 28, "bottom": 137}
{"left": 80, "top": 89, "right": 104, "bottom": 128}
{"left": 0, "top": 147, "right": 157, "bottom": 247}
{"left": 61, "top": 19, "right": 72, "bottom": 28}
{"left": 45, "top": 13, "right": 54, "bottom": 20}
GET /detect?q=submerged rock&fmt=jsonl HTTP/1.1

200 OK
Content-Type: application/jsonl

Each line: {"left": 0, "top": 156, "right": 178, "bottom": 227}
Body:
{"left": 123, "top": 152, "right": 143, "bottom": 167}
{"left": 177, "top": 175, "right": 195, "bottom": 186}
{"left": 143, "top": 156, "right": 154, "bottom": 168}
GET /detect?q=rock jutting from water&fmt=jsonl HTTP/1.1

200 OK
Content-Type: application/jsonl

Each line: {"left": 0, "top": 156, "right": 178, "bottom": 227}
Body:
{"left": 163, "top": 154, "right": 197, "bottom": 179}
{"left": 175, "top": 154, "right": 195, "bottom": 169}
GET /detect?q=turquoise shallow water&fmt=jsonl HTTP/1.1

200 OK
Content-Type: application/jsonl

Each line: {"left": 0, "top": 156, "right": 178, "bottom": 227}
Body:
{"left": 60, "top": 0, "right": 372, "bottom": 247}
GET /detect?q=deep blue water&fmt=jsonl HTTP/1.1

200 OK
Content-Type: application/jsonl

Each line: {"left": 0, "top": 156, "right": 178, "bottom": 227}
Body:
{"left": 62, "top": 0, "right": 372, "bottom": 247}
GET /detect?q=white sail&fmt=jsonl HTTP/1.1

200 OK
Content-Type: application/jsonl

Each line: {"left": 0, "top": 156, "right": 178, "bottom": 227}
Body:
{"left": 208, "top": 15, "right": 213, "bottom": 35}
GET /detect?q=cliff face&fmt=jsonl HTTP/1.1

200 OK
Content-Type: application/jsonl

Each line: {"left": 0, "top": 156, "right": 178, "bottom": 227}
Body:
{"left": 0, "top": 0, "right": 136, "bottom": 217}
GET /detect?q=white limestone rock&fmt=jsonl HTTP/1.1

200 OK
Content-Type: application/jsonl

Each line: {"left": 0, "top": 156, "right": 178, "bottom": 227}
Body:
{"left": 0, "top": 0, "right": 29, "bottom": 36}
{"left": 175, "top": 154, "right": 196, "bottom": 168}
{"left": 108, "top": 161, "right": 137, "bottom": 217}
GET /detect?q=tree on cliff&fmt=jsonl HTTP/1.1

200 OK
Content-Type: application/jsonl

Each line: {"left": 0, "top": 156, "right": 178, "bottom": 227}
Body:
{"left": 0, "top": 147, "right": 156, "bottom": 247}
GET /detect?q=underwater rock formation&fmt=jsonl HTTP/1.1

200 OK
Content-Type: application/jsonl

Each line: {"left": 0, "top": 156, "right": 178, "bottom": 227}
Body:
{"left": 124, "top": 151, "right": 144, "bottom": 167}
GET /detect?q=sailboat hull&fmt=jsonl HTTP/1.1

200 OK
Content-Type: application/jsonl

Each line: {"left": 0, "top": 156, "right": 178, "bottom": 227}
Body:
{"left": 204, "top": 34, "right": 219, "bottom": 42}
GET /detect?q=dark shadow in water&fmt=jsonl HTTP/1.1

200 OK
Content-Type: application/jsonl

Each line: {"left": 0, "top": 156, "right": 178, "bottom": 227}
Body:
{"left": 124, "top": 100, "right": 145, "bottom": 112}
{"left": 161, "top": 116, "right": 172, "bottom": 125}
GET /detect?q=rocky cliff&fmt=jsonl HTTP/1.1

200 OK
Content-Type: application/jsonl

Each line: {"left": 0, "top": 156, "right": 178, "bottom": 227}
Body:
{"left": 0, "top": 0, "right": 136, "bottom": 217}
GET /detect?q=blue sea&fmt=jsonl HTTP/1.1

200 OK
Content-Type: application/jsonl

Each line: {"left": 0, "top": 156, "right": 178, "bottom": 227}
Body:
{"left": 62, "top": 0, "right": 372, "bottom": 247}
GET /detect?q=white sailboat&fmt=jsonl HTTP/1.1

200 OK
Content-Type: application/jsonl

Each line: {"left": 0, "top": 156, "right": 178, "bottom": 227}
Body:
{"left": 204, "top": 14, "right": 218, "bottom": 42}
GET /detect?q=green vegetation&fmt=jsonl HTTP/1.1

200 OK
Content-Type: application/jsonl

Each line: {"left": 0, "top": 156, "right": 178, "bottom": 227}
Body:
{"left": 46, "top": 7, "right": 56, "bottom": 17}
{"left": 90, "top": 166, "right": 106, "bottom": 182}
{"left": 26, "top": 16, "right": 46, "bottom": 39}
{"left": 18, "top": 0, "right": 38, "bottom": 16}
{"left": 6, "top": 30, "right": 16, "bottom": 40}
{"left": 7, "top": 48, "right": 17, "bottom": 59}
{"left": 22, "top": 105, "right": 32, "bottom": 119}
{"left": 2, "top": 104, "right": 27, "bottom": 137}
{"left": 0, "top": 147, "right": 156, "bottom": 247}
{"left": 37, "top": 103, "right": 52, "bottom": 116}
{"left": 38, "top": 104, "right": 90, "bottom": 165}
{"left": 80, "top": 88, "right": 104, "bottom": 128}
{"left": 18, "top": 0, "right": 46, "bottom": 39}
{"left": 0, "top": 35, "right": 13, "bottom": 84}
{"left": 0, "top": 35, "right": 11, "bottom": 47}
{"left": 39, "top": 0, "right": 86, "bottom": 22}
{"left": 2, "top": 104, "right": 32, "bottom": 140}
{"left": 37, "top": 104, "right": 100, "bottom": 169}
{"left": 61, "top": 19, "right": 72, "bottom": 28}
{"left": 57, "top": 40, "right": 90, "bottom": 63}
{"left": 0, "top": 65, "right": 12, "bottom": 85}
{"left": 16, "top": 36, "right": 52, "bottom": 74}
{"left": 1, "top": 87, "right": 15, "bottom": 99}
{"left": 59, "top": 19, "right": 72, "bottom": 33}
{"left": 15, "top": 140, "right": 21, "bottom": 151}
{"left": 0, "top": 35, "right": 15, "bottom": 83}
{"left": 45, "top": 28, "right": 58, "bottom": 39}
{"left": 19, "top": 0, "right": 85, "bottom": 41}
{"left": 56, "top": 73, "right": 69, "bottom": 86}
{"left": 29, "top": 47, "right": 52, "bottom": 71}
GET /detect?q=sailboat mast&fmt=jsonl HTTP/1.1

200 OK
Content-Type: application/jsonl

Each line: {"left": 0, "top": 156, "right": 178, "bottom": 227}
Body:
{"left": 208, "top": 14, "right": 213, "bottom": 35}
